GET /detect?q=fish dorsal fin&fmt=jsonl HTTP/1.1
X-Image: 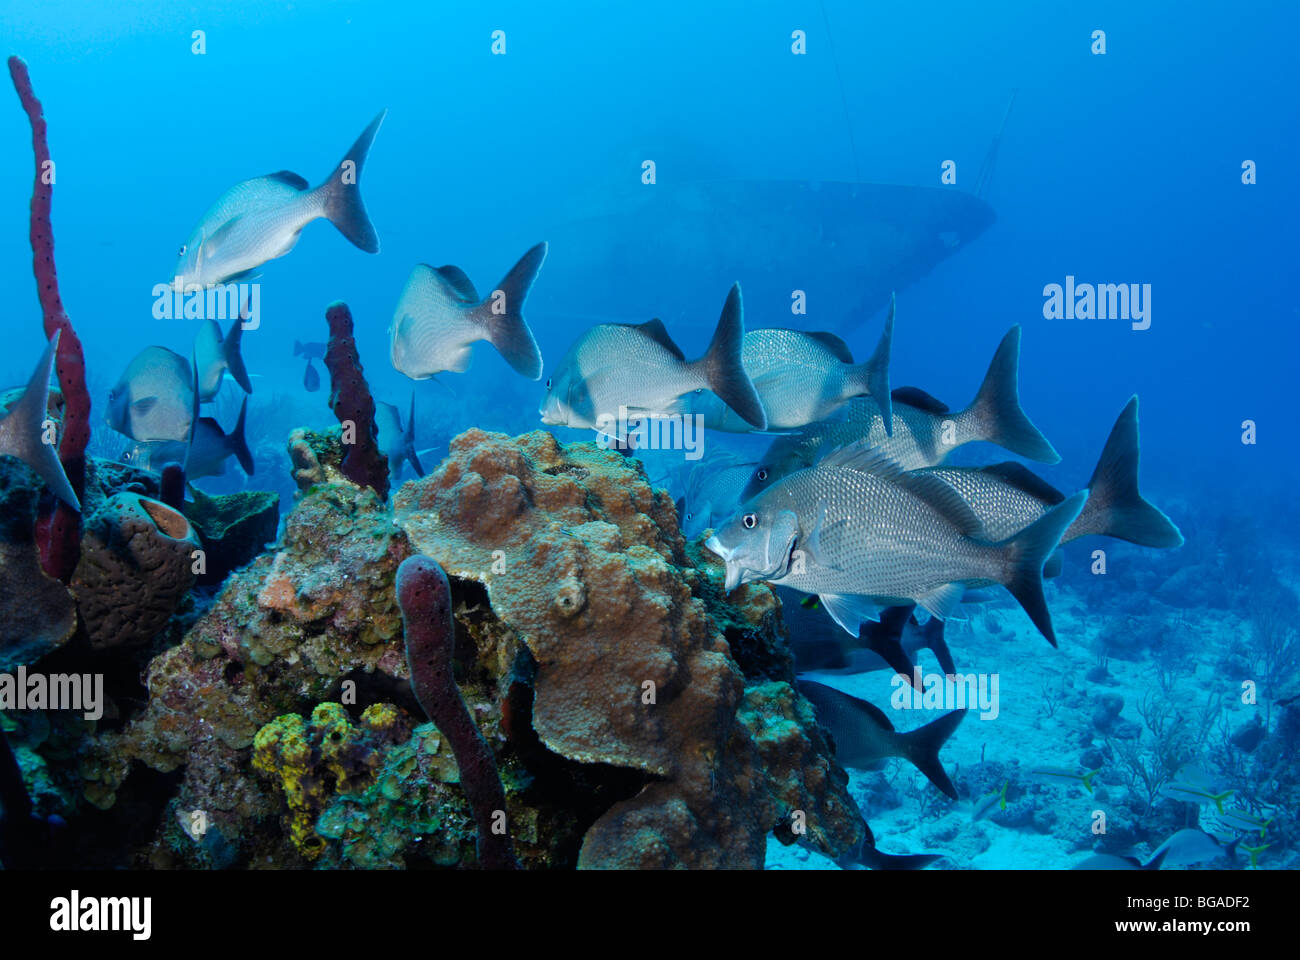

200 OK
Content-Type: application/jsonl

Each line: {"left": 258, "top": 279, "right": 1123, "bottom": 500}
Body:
{"left": 892, "top": 385, "right": 949, "bottom": 414}
{"left": 822, "top": 443, "right": 986, "bottom": 537}
{"left": 819, "top": 440, "right": 906, "bottom": 477}
{"left": 433, "top": 265, "right": 479, "bottom": 302}
{"left": 979, "top": 461, "right": 1066, "bottom": 505}
{"left": 895, "top": 472, "right": 987, "bottom": 538}
{"left": 804, "top": 331, "right": 855, "bottom": 363}
{"left": 629, "top": 318, "right": 686, "bottom": 362}
{"left": 801, "top": 678, "right": 897, "bottom": 732}
{"left": 265, "top": 170, "right": 310, "bottom": 191}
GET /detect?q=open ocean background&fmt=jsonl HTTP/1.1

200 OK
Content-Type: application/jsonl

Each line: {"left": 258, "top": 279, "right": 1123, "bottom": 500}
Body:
{"left": 1, "top": 1, "right": 1297, "bottom": 870}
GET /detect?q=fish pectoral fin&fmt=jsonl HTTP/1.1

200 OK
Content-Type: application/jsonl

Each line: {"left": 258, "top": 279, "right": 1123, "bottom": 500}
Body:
{"left": 130, "top": 396, "right": 159, "bottom": 416}
{"left": 916, "top": 583, "right": 967, "bottom": 621}
{"left": 818, "top": 594, "right": 881, "bottom": 637}
{"left": 802, "top": 509, "right": 848, "bottom": 569}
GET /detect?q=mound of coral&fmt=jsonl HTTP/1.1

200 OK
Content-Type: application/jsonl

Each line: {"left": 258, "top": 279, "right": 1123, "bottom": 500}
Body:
{"left": 68, "top": 428, "right": 865, "bottom": 868}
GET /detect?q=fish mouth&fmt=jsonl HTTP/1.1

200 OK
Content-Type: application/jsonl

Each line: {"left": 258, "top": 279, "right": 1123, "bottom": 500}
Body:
{"left": 704, "top": 535, "right": 744, "bottom": 593}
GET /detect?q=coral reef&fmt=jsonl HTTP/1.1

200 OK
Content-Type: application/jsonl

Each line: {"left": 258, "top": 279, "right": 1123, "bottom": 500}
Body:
{"left": 8, "top": 56, "right": 90, "bottom": 583}
{"left": 286, "top": 426, "right": 345, "bottom": 491}
{"left": 0, "top": 458, "right": 75, "bottom": 668}
{"left": 252, "top": 702, "right": 411, "bottom": 860}
{"left": 69, "top": 492, "right": 200, "bottom": 650}
{"left": 182, "top": 486, "right": 280, "bottom": 586}
{"left": 65, "top": 429, "right": 863, "bottom": 869}
{"left": 398, "top": 554, "right": 517, "bottom": 868}
{"left": 393, "top": 428, "right": 865, "bottom": 868}
{"left": 323, "top": 301, "right": 388, "bottom": 500}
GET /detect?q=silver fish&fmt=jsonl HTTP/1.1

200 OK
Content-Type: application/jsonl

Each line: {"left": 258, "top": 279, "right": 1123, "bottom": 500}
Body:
{"left": 375, "top": 396, "right": 424, "bottom": 482}
{"left": 540, "top": 282, "right": 765, "bottom": 432}
{"left": 1147, "top": 829, "right": 1240, "bottom": 868}
{"left": 391, "top": 242, "right": 546, "bottom": 380}
{"left": 706, "top": 442, "right": 1085, "bottom": 645}
{"left": 690, "top": 296, "right": 893, "bottom": 433}
{"left": 917, "top": 396, "right": 1183, "bottom": 549}
{"left": 0, "top": 332, "right": 79, "bottom": 510}
{"left": 796, "top": 678, "right": 964, "bottom": 798}
{"left": 680, "top": 452, "right": 758, "bottom": 539}
{"left": 193, "top": 317, "right": 251, "bottom": 400}
{"left": 107, "top": 346, "right": 194, "bottom": 443}
{"left": 171, "top": 110, "right": 385, "bottom": 289}
{"left": 741, "top": 326, "right": 1058, "bottom": 500}
{"left": 122, "top": 397, "right": 252, "bottom": 480}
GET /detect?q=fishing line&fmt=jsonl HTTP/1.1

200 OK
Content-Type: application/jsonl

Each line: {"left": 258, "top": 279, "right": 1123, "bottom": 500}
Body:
{"left": 817, "top": 0, "right": 862, "bottom": 183}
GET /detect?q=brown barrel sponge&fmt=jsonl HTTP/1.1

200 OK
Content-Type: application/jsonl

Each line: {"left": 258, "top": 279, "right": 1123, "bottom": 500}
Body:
{"left": 71, "top": 492, "right": 201, "bottom": 650}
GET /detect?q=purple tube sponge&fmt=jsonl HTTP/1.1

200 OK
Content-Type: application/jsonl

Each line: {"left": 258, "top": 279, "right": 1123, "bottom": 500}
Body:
{"left": 396, "top": 555, "right": 518, "bottom": 870}
{"left": 323, "top": 301, "right": 389, "bottom": 500}
{"left": 159, "top": 461, "right": 186, "bottom": 511}
{"left": 9, "top": 56, "right": 90, "bottom": 582}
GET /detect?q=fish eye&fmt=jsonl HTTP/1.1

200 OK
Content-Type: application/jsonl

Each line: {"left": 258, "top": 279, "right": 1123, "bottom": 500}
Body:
{"left": 178, "top": 244, "right": 187, "bottom": 257}
{"left": 742, "top": 513, "right": 758, "bottom": 529}
{"left": 545, "top": 377, "right": 552, "bottom": 390}
{"left": 685, "top": 512, "right": 694, "bottom": 520}
{"left": 756, "top": 469, "right": 768, "bottom": 481}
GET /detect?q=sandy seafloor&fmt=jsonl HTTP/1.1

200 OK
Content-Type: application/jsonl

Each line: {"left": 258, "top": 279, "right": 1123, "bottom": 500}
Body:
{"left": 761, "top": 575, "right": 1289, "bottom": 871}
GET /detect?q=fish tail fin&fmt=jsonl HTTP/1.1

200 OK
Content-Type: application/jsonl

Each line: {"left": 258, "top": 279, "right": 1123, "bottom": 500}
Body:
{"left": 1142, "top": 847, "right": 1170, "bottom": 870}
{"left": 920, "top": 615, "right": 956, "bottom": 675}
{"left": 866, "top": 604, "right": 919, "bottom": 684}
{"left": 845, "top": 292, "right": 894, "bottom": 435}
{"left": 1225, "top": 836, "right": 1242, "bottom": 865}
{"left": 1081, "top": 769, "right": 1100, "bottom": 793}
{"left": 293, "top": 339, "right": 305, "bottom": 357}
{"left": 1211, "top": 790, "right": 1233, "bottom": 815}
{"left": 696, "top": 282, "right": 766, "bottom": 430}
{"left": 998, "top": 491, "right": 1087, "bottom": 646}
{"left": 229, "top": 397, "right": 255, "bottom": 476}
{"left": 404, "top": 393, "right": 424, "bottom": 478}
{"left": 223, "top": 317, "right": 252, "bottom": 393}
{"left": 318, "top": 109, "right": 385, "bottom": 254}
{"left": 898, "top": 709, "right": 965, "bottom": 799}
{"left": 1073, "top": 395, "right": 1183, "bottom": 548}
{"left": 962, "top": 326, "right": 1059, "bottom": 463}
{"left": 855, "top": 845, "right": 941, "bottom": 870}
{"left": 0, "top": 332, "right": 79, "bottom": 511}
{"left": 473, "top": 241, "right": 546, "bottom": 380}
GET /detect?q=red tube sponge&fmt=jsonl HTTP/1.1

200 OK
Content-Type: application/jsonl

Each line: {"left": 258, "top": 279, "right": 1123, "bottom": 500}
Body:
{"left": 396, "top": 555, "right": 518, "bottom": 869}
{"left": 323, "top": 301, "right": 390, "bottom": 500}
{"left": 8, "top": 55, "right": 90, "bottom": 582}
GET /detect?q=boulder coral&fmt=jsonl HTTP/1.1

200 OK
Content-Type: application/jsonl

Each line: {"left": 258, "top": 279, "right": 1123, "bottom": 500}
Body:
{"left": 393, "top": 428, "right": 866, "bottom": 867}
{"left": 75, "top": 429, "right": 864, "bottom": 869}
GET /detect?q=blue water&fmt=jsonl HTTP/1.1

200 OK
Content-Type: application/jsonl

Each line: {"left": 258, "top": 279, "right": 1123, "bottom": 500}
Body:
{"left": 1, "top": 0, "right": 1296, "bottom": 870}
